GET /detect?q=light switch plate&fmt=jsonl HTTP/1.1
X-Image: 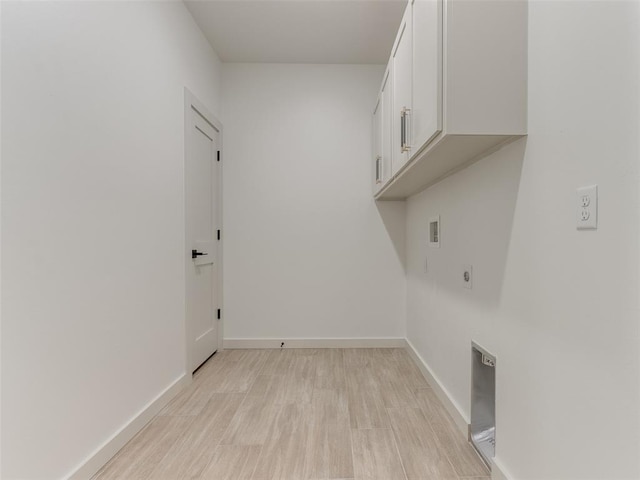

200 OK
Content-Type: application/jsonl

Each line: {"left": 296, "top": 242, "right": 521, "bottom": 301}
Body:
{"left": 577, "top": 185, "right": 597, "bottom": 230}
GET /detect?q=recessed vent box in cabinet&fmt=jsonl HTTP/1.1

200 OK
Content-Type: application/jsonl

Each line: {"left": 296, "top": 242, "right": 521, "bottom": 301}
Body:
{"left": 471, "top": 342, "right": 496, "bottom": 468}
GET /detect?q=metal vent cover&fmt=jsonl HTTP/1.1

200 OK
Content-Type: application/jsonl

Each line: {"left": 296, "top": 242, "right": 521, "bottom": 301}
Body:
{"left": 471, "top": 341, "right": 496, "bottom": 468}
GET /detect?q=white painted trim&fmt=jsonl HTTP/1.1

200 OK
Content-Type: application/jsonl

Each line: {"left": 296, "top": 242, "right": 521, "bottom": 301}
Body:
{"left": 404, "top": 338, "right": 469, "bottom": 437}
{"left": 223, "top": 338, "right": 406, "bottom": 349}
{"left": 65, "top": 374, "right": 189, "bottom": 480}
{"left": 491, "top": 457, "right": 512, "bottom": 480}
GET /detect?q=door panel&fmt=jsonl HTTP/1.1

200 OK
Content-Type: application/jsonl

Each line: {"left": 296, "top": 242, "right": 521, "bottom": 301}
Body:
{"left": 186, "top": 103, "right": 220, "bottom": 372}
{"left": 374, "top": 68, "right": 393, "bottom": 195}
{"left": 392, "top": 6, "right": 413, "bottom": 175}
{"left": 412, "top": 0, "right": 443, "bottom": 150}
{"left": 373, "top": 96, "right": 382, "bottom": 192}
{"left": 381, "top": 69, "right": 392, "bottom": 188}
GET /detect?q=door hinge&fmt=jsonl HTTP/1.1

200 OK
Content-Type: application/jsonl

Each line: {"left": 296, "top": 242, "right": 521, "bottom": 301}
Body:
{"left": 217, "top": 229, "right": 221, "bottom": 241}
{"left": 217, "top": 150, "right": 220, "bottom": 162}
{"left": 217, "top": 308, "right": 221, "bottom": 320}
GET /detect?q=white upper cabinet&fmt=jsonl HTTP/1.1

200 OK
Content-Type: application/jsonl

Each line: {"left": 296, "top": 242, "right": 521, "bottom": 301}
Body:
{"left": 411, "top": 0, "right": 442, "bottom": 150}
{"left": 372, "top": 96, "right": 383, "bottom": 192}
{"left": 374, "top": 0, "right": 527, "bottom": 200}
{"left": 391, "top": 6, "right": 413, "bottom": 175}
{"left": 373, "top": 68, "right": 393, "bottom": 195}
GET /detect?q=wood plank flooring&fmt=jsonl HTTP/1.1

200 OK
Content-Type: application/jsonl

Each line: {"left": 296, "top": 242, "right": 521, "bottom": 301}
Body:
{"left": 93, "top": 348, "right": 488, "bottom": 480}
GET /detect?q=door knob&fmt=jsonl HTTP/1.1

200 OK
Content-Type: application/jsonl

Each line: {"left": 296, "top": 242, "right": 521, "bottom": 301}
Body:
{"left": 192, "top": 249, "right": 208, "bottom": 259}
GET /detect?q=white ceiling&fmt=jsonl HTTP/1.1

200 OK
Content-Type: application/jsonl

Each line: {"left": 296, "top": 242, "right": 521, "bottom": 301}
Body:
{"left": 184, "top": 0, "right": 407, "bottom": 64}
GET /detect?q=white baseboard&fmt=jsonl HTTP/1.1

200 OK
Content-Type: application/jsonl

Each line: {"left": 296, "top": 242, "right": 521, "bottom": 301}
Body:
{"left": 66, "top": 374, "right": 189, "bottom": 480}
{"left": 223, "top": 337, "right": 406, "bottom": 349}
{"left": 491, "top": 457, "right": 512, "bottom": 480}
{"left": 404, "top": 338, "right": 469, "bottom": 438}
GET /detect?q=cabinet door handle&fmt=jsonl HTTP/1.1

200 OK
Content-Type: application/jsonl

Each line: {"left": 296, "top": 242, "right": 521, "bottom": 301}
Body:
{"left": 401, "top": 107, "right": 411, "bottom": 153}
{"left": 376, "top": 156, "right": 382, "bottom": 183}
{"left": 400, "top": 109, "right": 405, "bottom": 153}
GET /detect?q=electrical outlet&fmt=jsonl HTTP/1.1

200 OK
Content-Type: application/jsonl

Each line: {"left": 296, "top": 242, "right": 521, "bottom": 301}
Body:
{"left": 580, "top": 194, "right": 590, "bottom": 208}
{"left": 577, "top": 185, "right": 597, "bottom": 230}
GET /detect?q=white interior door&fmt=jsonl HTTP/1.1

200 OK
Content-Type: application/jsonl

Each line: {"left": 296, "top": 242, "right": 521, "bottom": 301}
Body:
{"left": 186, "top": 95, "right": 221, "bottom": 372}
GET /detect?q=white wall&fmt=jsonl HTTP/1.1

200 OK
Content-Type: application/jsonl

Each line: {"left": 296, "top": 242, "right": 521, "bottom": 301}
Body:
{"left": 406, "top": 2, "right": 640, "bottom": 479}
{"left": 221, "top": 64, "right": 406, "bottom": 341}
{"left": 1, "top": 2, "right": 222, "bottom": 478}
{"left": 0, "top": 3, "right": 4, "bottom": 477}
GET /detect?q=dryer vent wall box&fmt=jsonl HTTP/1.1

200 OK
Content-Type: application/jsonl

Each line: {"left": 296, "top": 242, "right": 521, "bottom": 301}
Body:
{"left": 471, "top": 342, "right": 496, "bottom": 468}
{"left": 429, "top": 216, "right": 440, "bottom": 247}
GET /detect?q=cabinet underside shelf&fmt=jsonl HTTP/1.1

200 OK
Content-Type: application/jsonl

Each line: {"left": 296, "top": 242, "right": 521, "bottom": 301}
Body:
{"left": 375, "top": 133, "right": 526, "bottom": 201}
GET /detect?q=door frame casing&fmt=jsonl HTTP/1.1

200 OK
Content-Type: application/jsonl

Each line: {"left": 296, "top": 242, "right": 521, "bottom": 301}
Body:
{"left": 183, "top": 88, "right": 224, "bottom": 375}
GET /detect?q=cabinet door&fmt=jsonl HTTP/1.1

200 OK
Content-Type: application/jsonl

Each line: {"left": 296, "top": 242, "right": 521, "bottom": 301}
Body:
{"left": 372, "top": 95, "right": 383, "bottom": 193}
{"left": 391, "top": 5, "right": 413, "bottom": 176}
{"left": 412, "top": 0, "right": 442, "bottom": 151}
{"left": 380, "top": 68, "right": 392, "bottom": 190}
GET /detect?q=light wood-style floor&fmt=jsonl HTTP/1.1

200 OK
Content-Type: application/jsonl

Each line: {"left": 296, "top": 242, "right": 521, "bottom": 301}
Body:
{"left": 93, "top": 348, "right": 489, "bottom": 480}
